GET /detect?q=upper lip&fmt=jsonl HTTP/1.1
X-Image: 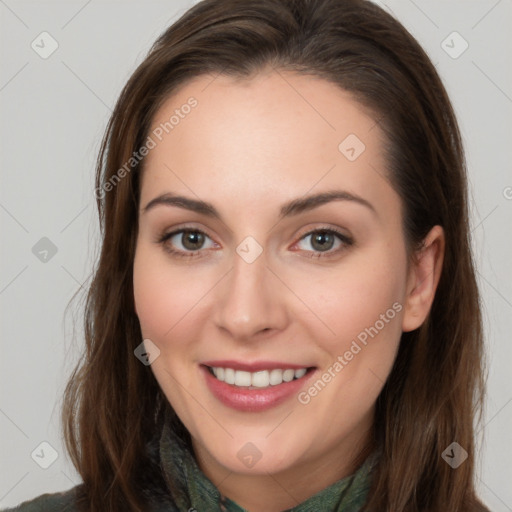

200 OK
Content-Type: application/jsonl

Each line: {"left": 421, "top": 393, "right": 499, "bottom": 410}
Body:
{"left": 201, "top": 360, "right": 314, "bottom": 372}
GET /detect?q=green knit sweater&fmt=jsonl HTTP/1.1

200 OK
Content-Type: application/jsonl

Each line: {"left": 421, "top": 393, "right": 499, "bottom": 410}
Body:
{"left": 2, "top": 410, "right": 377, "bottom": 512}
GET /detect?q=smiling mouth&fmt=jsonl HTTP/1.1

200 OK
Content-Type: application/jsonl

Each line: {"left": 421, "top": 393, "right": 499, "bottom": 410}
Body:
{"left": 204, "top": 365, "right": 316, "bottom": 389}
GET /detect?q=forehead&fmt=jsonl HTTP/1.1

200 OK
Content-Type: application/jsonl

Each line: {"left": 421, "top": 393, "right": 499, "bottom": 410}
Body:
{"left": 140, "top": 70, "right": 395, "bottom": 219}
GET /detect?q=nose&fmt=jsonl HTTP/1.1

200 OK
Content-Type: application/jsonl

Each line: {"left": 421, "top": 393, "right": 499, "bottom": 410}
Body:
{"left": 213, "top": 249, "right": 289, "bottom": 341}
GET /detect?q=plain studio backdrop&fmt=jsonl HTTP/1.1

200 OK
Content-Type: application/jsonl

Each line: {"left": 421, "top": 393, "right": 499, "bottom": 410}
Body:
{"left": 0, "top": 0, "right": 511, "bottom": 509}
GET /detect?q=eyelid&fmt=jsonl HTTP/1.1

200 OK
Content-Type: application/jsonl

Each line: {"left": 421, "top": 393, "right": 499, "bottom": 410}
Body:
{"left": 157, "top": 223, "right": 215, "bottom": 242}
{"left": 295, "top": 224, "right": 352, "bottom": 242}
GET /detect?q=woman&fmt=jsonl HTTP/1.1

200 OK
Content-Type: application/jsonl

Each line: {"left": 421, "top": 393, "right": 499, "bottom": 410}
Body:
{"left": 3, "top": 0, "right": 489, "bottom": 510}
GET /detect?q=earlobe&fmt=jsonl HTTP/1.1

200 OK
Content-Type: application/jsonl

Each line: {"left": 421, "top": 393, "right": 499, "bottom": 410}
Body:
{"left": 402, "top": 225, "right": 445, "bottom": 333}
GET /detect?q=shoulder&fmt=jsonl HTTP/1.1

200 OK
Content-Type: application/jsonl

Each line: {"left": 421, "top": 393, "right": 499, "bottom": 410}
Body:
{"left": 0, "top": 486, "right": 79, "bottom": 512}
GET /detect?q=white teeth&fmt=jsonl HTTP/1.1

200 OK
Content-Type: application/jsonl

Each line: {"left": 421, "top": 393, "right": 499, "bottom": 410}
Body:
{"left": 269, "top": 369, "right": 283, "bottom": 385}
{"left": 294, "top": 368, "right": 307, "bottom": 379}
{"left": 252, "top": 370, "right": 270, "bottom": 388}
{"left": 224, "top": 368, "right": 235, "bottom": 385}
{"left": 282, "top": 369, "right": 295, "bottom": 382}
{"left": 209, "top": 366, "right": 310, "bottom": 388}
{"left": 234, "top": 370, "right": 252, "bottom": 387}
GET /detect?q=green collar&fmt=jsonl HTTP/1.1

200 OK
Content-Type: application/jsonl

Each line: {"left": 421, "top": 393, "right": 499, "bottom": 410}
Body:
{"left": 159, "top": 408, "right": 377, "bottom": 512}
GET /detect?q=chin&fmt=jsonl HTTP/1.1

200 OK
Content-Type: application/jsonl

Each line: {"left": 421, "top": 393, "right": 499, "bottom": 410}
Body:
{"left": 201, "top": 433, "right": 305, "bottom": 475}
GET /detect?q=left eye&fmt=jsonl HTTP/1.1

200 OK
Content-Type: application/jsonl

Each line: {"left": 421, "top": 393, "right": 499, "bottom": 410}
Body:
{"left": 295, "top": 229, "right": 351, "bottom": 254}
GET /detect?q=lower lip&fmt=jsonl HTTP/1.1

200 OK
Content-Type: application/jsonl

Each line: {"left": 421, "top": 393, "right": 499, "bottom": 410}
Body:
{"left": 201, "top": 365, "right": 316, "bottom": 412}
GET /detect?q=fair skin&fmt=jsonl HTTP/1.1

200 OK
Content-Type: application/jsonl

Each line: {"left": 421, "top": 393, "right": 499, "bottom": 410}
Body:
{"left": 133, "top": 69, "right": 444, "bottom": 512}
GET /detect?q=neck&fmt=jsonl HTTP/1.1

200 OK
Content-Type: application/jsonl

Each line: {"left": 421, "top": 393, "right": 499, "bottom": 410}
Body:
{"left": 191, "top": 419, "right": 374, "bottom": 512}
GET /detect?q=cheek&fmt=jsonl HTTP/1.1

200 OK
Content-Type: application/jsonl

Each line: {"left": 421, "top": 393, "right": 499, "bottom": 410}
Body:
{"left": 133, "top": 245, "right": 214, "bottom": 348}
{"left": 291, "top": 247, "right": 407, "bottom": 356}
{"left": 291, "top": 252, "right": 405, "bottom": 429}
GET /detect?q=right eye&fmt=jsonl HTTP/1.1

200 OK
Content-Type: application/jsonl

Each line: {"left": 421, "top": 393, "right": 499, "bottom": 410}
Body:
{"left": 157, "top": 228, "right": 218, "bottom": 259}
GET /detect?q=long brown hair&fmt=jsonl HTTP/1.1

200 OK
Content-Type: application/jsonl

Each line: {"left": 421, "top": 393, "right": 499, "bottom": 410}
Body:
{"left": 62, "top": 0, "right": 488, "bottom": 510}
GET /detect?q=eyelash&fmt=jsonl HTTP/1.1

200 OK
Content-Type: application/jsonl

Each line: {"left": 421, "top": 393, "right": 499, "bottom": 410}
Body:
{"left": 155, "top": 225, "right": 354, "bottom": 260}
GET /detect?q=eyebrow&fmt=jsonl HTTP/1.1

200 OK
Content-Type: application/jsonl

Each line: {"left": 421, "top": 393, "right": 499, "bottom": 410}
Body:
{"left": 142, "top": 190, "right": 377, "bottom": 220}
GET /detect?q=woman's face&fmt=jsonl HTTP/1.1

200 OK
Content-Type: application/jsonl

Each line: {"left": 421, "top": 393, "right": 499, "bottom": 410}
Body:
{"left": 133, "top": 70, "right": 418, "bottom": 478}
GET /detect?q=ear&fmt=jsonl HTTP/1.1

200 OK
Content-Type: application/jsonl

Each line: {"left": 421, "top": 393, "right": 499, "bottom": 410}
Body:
{"left": 402, "top": 225, "right": 445, "bottom": 332}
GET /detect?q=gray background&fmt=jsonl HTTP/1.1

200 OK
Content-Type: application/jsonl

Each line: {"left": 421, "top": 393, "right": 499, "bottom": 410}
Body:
{"left": 1, "top": 0, "right": 511, "bottom": 509}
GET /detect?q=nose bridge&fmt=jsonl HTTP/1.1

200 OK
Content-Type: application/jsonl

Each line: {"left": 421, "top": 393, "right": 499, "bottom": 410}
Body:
{"left": 214, "top": 246, "right": 286, "bottom": 339}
